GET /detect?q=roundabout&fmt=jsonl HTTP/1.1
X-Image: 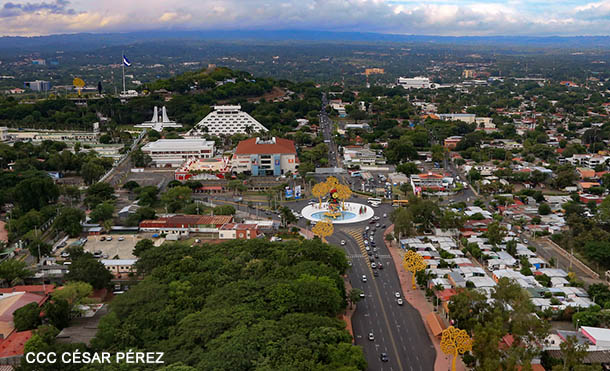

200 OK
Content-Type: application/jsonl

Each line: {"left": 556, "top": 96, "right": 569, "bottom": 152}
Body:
{"left": 302, "top": 201, "right": 374, "bottom": 224}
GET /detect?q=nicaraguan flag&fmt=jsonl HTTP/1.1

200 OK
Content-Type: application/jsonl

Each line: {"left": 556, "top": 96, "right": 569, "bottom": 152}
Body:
{"left": 123, "top": 55, "right": 131, "bottom": 67}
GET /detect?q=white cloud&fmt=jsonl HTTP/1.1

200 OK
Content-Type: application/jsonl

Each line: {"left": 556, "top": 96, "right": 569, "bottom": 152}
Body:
{"left": 0, "top": 0, "right": 609, "bottom": 36}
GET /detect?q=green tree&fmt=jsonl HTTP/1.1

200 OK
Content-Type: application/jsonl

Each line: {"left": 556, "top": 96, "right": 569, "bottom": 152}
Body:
{"left": 43, "top": 298, "right": 72, "bottom": 330}
{"left": 396, "top": 162, "right": 420, "bottom": 176}
{"left": 212, "top": 205, "right": 236, "bottom": 215}
{"left": 133, "top": 239, "right": 155, "bottom": 257}
{"left": 13, "top": 176, "right": 59, "bottom": 212}
{"left": 538, "top": 203, "right": 552, "bottom": 215}
{"left": 89, "top": 202, "right": 114, "bottom": 223}
{"left": 486, "top": 221, "right": 506, "bottom": 246}
{"left": 161, "top": 186, "right": 192, "bottom": 212}
{"left": 51, "top": 281, "right": 93, "bottom": 306}
{"left": 65, "top": 256, "right": 113, "bottom": 290}
{"left": 348, "top": 288, "right": 363, "bottom": 309}
{"left": 0, "top": 259, "right": 32, "bottom": 285}
{"left": 13, "top": 302, "right": 42, "bottom": 331}
{"left": 551, "top": 335, "right": 601, "bottom": 371}
{"left": 81, "top": 160, "right": 106, "bottom": 185}
{"left": 54, "top": 207, "right": 85, "bottom": 237}
{"left": 131, "top": 149, "right": 152, "bottom": 168}
{"left": 122, "top": 181, "right": 140, "bottom": 191}
{"left": 85, "top": 182, "right": 115, "bottom": 208}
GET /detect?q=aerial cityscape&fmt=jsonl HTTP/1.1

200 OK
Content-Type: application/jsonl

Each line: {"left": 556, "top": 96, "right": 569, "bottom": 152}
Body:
{"left": 2, "top": 0, "right": 610, "bottom": 370}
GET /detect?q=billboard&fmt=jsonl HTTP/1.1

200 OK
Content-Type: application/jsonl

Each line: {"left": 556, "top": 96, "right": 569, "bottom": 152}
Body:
{"left": 285, "top": 187, "right": 293, "bottom": 199}
{"left": 294, "top": 185, "right": 302, "bottom": 199}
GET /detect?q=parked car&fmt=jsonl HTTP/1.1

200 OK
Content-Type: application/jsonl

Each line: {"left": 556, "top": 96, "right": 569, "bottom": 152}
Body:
{"left": 118, "top": 236, "right": 125, "bottom": 241}
{"left": 106, "top": 236, "right": 113, "bottom": 241}
{"left": 100, "top": 236, "right": 106, "bottom": 241}
{"left": 60, "top": 251, "right": 70, "bottom": 258}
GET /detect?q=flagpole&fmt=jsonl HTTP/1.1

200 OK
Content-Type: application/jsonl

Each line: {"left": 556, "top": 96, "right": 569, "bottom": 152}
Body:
{"left": 122, "top": 51, "right": 125, "bottom": 94}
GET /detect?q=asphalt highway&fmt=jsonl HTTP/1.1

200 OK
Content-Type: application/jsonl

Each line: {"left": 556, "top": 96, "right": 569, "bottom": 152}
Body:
{"left": 326, "top": 202, "right": 436, "bottom": 371}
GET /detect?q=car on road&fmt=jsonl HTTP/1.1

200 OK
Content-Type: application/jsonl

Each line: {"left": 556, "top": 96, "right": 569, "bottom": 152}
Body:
{"left": 365, "top": 246, "right": 370, "bottom": 251}
{"left": 367, "top": 251, "right": 373, "bottom": 256}
{"left": 347, "top": 261, "right": 352, "bottom": 266}
{"left": 395, "top": 292, "right": 401, "bottom": 298}
{"left": 380, "top": 353, "right": 389, "bottom": 362}
{"left": 58, "top": 241, "right": 67, "bottom": 248}
{"left": 359, "top": 292, "right": 365, "bottom": 298}
{"left": 369, "top": 256, "right": 375, "bottom": 262}
{"left": 373, "top": 270, "right": 379, "bottom": 277}
{"left": 370, "top": 236, "right": 374, "bottom": 242}
{"left": 368, "top": 332, "right": 374, "bottom": 341}
{"left": 397, "top": 298, "right": 404, "bottom": 305}
{"left": 378, "top": 263, "right": 383, "bottom": 269}
{"left": 361, "top": 275, "right": 367, "bottom": 282}
{"left": 340, "top": 240, "right": 346, "bottom": 246}
{"left": 373, "top": 247, "right": 377, "bottom": 252}
{"left": 371, "top": 262, "right": 377, "bottom": 269}
{"left": 383, "top": 213, "right": 387, "bottom": 218}
{"left": 523, "top": 238, "right": 529, "bottom": 244}
{"left": 365, "top": 226, "right": 370, "bottom": 231}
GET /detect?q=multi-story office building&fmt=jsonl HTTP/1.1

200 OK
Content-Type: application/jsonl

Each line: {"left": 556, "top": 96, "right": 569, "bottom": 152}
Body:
{"left": 232, "top": 137, "right": 298, "bottom": 176}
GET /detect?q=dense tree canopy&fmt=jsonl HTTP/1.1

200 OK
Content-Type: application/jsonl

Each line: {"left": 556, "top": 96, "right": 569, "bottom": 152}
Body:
{"left": 90, "top": 239, "right": 364, "bottom": 370}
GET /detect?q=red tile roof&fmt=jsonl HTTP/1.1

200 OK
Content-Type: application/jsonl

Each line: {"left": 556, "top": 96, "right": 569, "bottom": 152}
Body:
{"left": 0, "top": 285, "right": 55, "bottom": 295}
{"left": 235, "top": 137, "right": 296, "bottom": 155}
{"left": 0, "top": 330, "right": 32, "bottom": 358}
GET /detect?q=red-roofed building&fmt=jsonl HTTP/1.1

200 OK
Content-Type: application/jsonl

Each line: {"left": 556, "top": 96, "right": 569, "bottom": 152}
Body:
{"left": 139, "top": 215, "right": 234, "bottom": 236}
{"left": 232, "top": 137, "right": 298, "bottom": 176}
{"left": 0, "top": 330, "right": 32, "bottom": 365}
{"left": 0, "top": 285, "right": 55, "bottom": 296}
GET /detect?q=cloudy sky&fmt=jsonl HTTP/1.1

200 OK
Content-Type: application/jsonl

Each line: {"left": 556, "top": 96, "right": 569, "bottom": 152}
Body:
{"left": 1, "top": 0, "right": 610, "bottom": 37}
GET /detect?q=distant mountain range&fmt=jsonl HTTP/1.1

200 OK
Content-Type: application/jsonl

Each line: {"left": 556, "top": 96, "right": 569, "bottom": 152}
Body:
{"left": 1, "top": 30, "right": 610, "bottom": 52}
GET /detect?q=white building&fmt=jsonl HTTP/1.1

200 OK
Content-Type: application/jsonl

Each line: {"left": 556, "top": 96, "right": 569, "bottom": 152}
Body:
{"left": 189, "top": 105, "right": 268, "bottom": 136}
{"left": 397, "top": 77, "right": 433, "bottom": 89}
{"left": 135, "top": 106, "right": 182, "bottom": 132}
{"left": 141, "top": 139, "right": 215, "bottom": 168}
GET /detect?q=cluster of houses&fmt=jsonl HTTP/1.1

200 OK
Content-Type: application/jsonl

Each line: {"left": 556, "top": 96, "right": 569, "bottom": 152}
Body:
{"left": 400, "top": 230, "right": 596, "bottom": 316}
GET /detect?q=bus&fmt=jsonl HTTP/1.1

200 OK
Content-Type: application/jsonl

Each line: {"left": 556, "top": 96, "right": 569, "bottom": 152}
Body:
{"left": 392, "top": 200, "right": 409, "bottom": 207}
{"left": 367, "top": 198, "right": 382, "bottom": 204}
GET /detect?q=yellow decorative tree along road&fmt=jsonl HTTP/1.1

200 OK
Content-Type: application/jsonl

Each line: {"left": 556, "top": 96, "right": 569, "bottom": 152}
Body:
{"left": 402, "top": 250, "right": 426, "bottom": 289}
{"left": 312, "top": 220, "right": 334, "bottom": 242}
{"left": 440, "top": 326, "right": 473, "bottom": 371}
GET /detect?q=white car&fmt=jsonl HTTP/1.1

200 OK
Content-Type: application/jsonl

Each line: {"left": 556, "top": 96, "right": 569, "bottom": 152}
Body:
{"left": 397, "top": 298, "right": 404, "bottom": 305}
{"left": 371, "top": 262, "right": 377, "bottom": 269}
{"left": 395, "top": 292, "right": 401, "bottom": 298}
{"left": 362, "top": 275, "right": 367, "bottom": 282}
{"left": 341, "top": 240, "right": 346, "bottom": 246}
{"left": 365, "top": 246, "right": 370, "bottom": 251}
{"left": 370, "top": 236, "right": 374, "bottom": 242}
{"left": 118, "top": 236, "right": 125, "bottom": 241}
{"left": 383, "top": 213, "right": 387, "bottom": 218}
{"left": 365, "top": 226, "right": 370, "bottom": 231}
{"left": 359, "top": 292, "right": 365, "bottom": 298}
{"left": 368, "top": 332, "right": 374, "bottom": 341}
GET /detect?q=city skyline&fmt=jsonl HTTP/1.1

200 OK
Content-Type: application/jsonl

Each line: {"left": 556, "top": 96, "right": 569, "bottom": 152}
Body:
{"left": 2, "top": 0, "right": 610, "bottom": 37}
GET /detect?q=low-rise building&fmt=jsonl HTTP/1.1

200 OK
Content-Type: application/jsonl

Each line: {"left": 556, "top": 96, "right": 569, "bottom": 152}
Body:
{"left": 100, "top": 259, "right": 137, "bottom": 279}
{"left": 139, "top": 215, "right": 234, "bottom": 237}
{"left": 141, "top": 139, "right": 215, "bottom": 168}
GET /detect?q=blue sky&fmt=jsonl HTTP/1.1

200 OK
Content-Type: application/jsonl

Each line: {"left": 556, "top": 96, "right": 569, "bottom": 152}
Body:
{"left": 1, "top": 0, "right": 610, "bottom": 36}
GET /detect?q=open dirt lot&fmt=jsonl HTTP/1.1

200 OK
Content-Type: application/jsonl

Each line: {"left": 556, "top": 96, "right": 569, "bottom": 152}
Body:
{"left": 60, "top": 235, "right": 140, "bottom": 260}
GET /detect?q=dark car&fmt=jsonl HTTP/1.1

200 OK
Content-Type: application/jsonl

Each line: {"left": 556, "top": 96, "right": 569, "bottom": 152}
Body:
{"left": 369, "top": 256, "right": 375, "bottom": 262}
{"left": 373, "top": 270, "right": 379, "bottom": 277}
{"left": 380, "top": 353, "right": 389, "bottom": 362}
{"left": 367, "top": 251, "right": 373, "bottom": 256}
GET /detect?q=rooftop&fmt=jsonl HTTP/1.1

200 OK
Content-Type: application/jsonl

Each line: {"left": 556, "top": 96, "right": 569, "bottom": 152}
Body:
{"left": 234, "top": 137, "right": 297, "bottom": 155}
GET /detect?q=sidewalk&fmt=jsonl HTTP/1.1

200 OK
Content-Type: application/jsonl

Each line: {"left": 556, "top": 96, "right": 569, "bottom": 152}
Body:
{"left": 384, "top": 225, "right": 467, "bottom": 371}
{"left": 342, "top": 276, "right": 357, "bottom": 341}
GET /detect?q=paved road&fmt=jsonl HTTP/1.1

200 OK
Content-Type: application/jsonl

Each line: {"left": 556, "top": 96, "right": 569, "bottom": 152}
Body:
{"left": 327, "top": 202, "right": 435, "bottom": 371}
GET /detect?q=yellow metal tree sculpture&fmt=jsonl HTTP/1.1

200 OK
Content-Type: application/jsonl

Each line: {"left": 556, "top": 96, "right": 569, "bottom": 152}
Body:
{"left": 312, "top": 182, "right": 329, "bottom": 207}
{"left": 336, "top": 183, "right": 352, "bottom": 209}
{"left": 440, "top": 326, "right": 473, "bottom": 371}
{"left": 402, "top": 250, "right": 426, "bottom": 289}
{"left": 312, "top": 220, "right": 334, "bottom": 242}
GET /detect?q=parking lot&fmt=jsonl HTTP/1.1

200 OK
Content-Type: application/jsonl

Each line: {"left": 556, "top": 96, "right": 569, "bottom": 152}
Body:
{"left": 60, "top": 234, "right": 139, "bottom": 260}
